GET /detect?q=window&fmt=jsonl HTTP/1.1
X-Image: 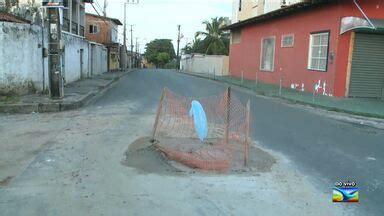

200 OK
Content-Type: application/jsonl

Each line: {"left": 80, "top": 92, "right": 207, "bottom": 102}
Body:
{"left": 231, "top": 30, "right": 241, "bottom": 44}
{"left": 281, "top": 34, "right": 294, "bottom": 47}
{"left": 260, "top": 37, "right": 275, "bottom": 71}
{"left": 308, "top": 32, "right": 329, "bottom": 71}
{"left": 89, "top": 24, "right": 98, "bottom": 34}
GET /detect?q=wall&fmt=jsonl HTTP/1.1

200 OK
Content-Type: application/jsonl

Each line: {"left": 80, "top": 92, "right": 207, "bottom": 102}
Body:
{"left": 229, "top": 0, "right": 384, "bottom": 97}
{"left": 62, "top": 32, "right": 108, "bottom": 83}
{"left": 0, "top": 22, "right": 46, "bottom": 94}
{"left": 90, "top": 42, "right": 108, "bottom": 76}
{"left": 181, "top": 54, "right": 229, "bottom": 76}
{"left": 108, "top": 45, "right": 120, "bottom": 71}
{"left": 62, "top": 32, "right": 89, "bottom": 83}
{"left": 232, "top": 0, "right": 304, "bottom": 23}
{"left": 0, "top": 21, "right": 107, "bottom": 95}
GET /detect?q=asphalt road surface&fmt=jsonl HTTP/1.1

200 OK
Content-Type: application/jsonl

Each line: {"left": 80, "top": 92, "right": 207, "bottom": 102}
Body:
{"left": 93, "top": 69, "right": 383, "bottom": 215}
{"left": 1, "top": 69, "right": 383, "bottom": 215}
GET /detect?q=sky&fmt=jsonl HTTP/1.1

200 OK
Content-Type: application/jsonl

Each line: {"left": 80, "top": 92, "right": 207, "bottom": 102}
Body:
{"left": 85, "top": 0, "right": 232, "bottom": 53}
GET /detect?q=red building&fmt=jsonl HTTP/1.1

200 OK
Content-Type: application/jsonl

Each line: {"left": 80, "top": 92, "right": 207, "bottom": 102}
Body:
{"left": 224, "top": 0, "right": 384, "bottom": 98}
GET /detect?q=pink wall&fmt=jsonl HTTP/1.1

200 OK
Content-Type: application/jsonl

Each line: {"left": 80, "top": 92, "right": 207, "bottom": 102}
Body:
{"left": 229, "top": 0, "right": 384, "bottom": 97}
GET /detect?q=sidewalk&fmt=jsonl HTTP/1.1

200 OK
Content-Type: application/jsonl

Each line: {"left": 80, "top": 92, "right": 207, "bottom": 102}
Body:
{"left": 0, "top": 70, "right": 132, "bottom": 114}
{"left": 179, "top": 71, "right": 384, "bottom": 119}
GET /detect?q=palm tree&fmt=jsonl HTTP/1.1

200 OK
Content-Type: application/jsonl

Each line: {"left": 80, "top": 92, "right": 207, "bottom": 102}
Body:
{"left": 196, "top": 17, "right": 230, "bottom": 55}
{"left": 182, "top": 36, "right": 205, "bottom": 54}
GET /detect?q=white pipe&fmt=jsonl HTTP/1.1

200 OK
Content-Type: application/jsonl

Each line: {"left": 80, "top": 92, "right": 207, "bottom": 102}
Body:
{"left": 353, "top": 0, "right": 376, "bottom": 29}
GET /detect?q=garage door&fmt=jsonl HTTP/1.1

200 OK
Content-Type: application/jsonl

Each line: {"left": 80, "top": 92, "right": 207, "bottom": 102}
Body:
{"left": 349, "top": 33, "right": 384, "bottom": 98}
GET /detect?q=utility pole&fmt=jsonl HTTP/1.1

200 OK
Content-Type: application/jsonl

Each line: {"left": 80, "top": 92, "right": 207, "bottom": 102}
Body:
{"left": 124, "top": 0, "right": 139, "bottom": 69}
{"left": 130, "top": 25, "right": 134, "bottom": 68}
{"left": 176, "top": 25, "right": 181, "bottom": 70}
{"left": 123, "top": 2, "right": 127, "bottom": 69}
{"left": 135, "top": 37, "right": 138, "bottom": 68}
{"left": 47, "top": 7, "right": 63, "bottom": 98}
{"left": 103, "top": 0, "right": 107, "bottom": 16}
{"left": 137, "top": 42, "right": 140, "bottom": 68}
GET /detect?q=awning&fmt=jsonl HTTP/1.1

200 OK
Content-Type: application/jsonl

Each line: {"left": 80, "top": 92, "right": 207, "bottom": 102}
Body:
{"left": 340, "top": 16, "right": 384, "bottom": 34}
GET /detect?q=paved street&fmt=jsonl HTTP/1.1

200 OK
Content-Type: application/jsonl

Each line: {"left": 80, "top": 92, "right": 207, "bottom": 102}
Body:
{"left": 1, "top": 69, "right": 383, "bottom": 215}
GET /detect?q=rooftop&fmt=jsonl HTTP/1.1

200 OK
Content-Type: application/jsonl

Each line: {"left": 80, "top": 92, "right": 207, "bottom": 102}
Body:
{"left": 0, "top": 12, "right": 31, "bottom": 24}
{"left": 86, "top": 13, "right": 123, "bottom": 25}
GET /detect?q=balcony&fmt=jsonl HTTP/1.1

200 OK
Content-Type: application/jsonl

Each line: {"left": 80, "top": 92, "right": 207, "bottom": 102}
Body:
{"left": 62, "top": 19, "right": 84, "bottom": 37}
{"left": 71, "top": 21, "right": 78, "bottom": 34}
{"left": 80, "top": 25, "right": 84, "bottom": 37}
{"left": 63, "top": 18, "right": 70, "bottom": 32}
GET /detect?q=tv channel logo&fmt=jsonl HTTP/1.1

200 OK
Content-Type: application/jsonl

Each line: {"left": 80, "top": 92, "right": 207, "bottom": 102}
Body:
{"left": 333, "top": 187, "right": 359, "bottom": 202}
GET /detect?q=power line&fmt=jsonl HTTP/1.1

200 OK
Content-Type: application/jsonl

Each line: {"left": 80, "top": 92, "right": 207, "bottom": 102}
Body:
{"left": 90, "top": 3, "right": 110, "bottom": 26}
{"left": 95, "top": 0, "right": 104, "bottom": 13}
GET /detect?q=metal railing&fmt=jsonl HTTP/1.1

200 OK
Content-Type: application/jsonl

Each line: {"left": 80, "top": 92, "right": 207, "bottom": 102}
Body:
{"left": 63, "top": 18, "right": 70, "bottom": 32}
{"left": 71, "top": 21, "right": 78, "bottom": 34}
{"left": 80, "top": 25, "right": 84, "bottom": 37}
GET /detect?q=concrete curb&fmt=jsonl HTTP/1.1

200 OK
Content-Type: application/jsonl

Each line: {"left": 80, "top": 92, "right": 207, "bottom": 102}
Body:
{"left": 176, "top": 70, "right": 384, "bottom": 129}
{"left": 0, "top": 70, "right": 134, "bottom": 114}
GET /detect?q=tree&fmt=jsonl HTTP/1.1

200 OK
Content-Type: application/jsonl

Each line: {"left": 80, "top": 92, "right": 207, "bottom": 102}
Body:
{"left": 182, "top": 36, "right": 206, "bottom": 54}
{"left": 156, "top": 52, "right": 170, "bottom": 68}
{"left": 144, "top": 39, "right": 176, "bottom": 68}
{"left": 196, "top": 17, "right": 230, "bottom": 55}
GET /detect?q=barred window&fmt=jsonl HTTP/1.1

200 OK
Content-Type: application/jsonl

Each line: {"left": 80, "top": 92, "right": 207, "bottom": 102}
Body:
{"left": 260, "top": 37, "right": 275, "bottom": 71}
{"left": 281, "top": 34, "right": 294, "bottom": 47}
{"left": 308, "top": 32, "right": 329, "bottom": 71}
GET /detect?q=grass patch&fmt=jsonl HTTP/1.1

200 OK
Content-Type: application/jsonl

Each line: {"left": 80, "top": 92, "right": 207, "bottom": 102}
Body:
{"left": 0, "top": 95, "right": 20, "bottom": 104}
{"left": 101, "top": 77, "right": 114, "bottom": 80}
{"left": 188, "top": 72, "right": 384, "bottom": 119}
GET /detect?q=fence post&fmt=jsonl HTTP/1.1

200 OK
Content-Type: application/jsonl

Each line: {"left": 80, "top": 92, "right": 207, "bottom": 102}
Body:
{"left": 224, "top": 87, "right": 231, "bottom": 145}
{"left": 241, "top": 70, "right": 244, "bottom": 85}
{"left": 244, "top": 99, "right": 250, "bottom": 167}
{"left": 255, "top": 72, "right": 258, "bottom": 89}
{"left": 152, "top": 88, "right": 166, "bottom": 142}
{"left": 279, "top": 77, "right": 283, "bottom": 96}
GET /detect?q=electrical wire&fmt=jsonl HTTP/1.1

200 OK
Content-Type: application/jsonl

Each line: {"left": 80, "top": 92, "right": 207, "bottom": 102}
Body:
{"left": 90, "top": 3, "right": 110, "bottom": 26}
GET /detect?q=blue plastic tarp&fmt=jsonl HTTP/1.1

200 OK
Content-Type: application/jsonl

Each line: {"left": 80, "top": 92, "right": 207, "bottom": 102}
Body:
{"left": 189, "top": 100, "right": 208, "bottom": 142}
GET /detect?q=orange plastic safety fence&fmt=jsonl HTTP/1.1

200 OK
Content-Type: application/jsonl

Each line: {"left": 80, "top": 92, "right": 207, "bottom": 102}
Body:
{"left": 153, "top": 88, "right": 250, "bottom": 171}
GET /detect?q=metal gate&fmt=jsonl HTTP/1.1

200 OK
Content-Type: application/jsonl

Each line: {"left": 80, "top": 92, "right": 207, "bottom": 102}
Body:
{"left": 349, "top": 33, "right": 384, "bottom": 98}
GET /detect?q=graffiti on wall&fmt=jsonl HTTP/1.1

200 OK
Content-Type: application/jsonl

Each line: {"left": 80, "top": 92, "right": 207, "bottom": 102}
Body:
{"left": 290, "top": 80, "right": 332, "bottom": 96}
{"left": 290, "top": 83, "right": 305, "bottom": 92}
{"left": 314, "top": 80, "right": 332, "bottom": 96}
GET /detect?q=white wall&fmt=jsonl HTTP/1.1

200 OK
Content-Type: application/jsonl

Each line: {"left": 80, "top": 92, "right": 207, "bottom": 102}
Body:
{"left": 180, "top": 54, "right": 229, "bottom": 76}
{"left": 0, "top": 22, "right": 46, "bottom": 94}
{"left": 264, "top": 0, "right": 303, "bottom": 13}
{"left": 90, "top": 42, "right": 108, "bottom": 76}
{"left": 0, "top": 21, "right": 107, "bottom": 95}
{"left": 62, "top": 32, "right": 89, "bottom": 83}
{"left": 62, "top": 32, "right": 109, "bottom": 84}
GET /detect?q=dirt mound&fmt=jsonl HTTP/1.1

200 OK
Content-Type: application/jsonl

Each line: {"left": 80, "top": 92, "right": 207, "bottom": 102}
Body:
{"left": 123, "top": 137, "right": 276, "bottom": 175}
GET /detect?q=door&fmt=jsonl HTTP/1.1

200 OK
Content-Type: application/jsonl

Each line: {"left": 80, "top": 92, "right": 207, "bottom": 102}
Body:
{"left": 349, "top": 33, "right": 384, "bottom": 98}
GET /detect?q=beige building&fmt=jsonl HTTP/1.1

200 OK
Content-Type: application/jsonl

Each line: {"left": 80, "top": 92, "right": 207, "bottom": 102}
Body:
{"left": 232, "top": 0, "right": 304, "bottom": 23}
